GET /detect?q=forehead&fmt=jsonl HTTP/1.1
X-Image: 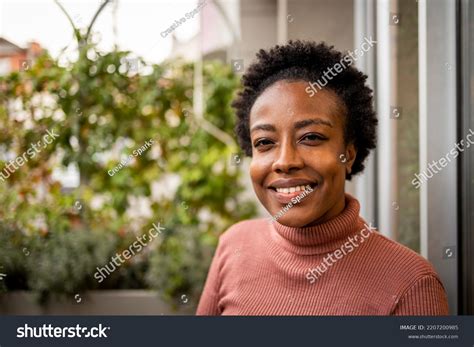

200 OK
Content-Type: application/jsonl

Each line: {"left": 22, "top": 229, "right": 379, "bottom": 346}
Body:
{"left": 249, "top": 80, "right": 346, "bottom": 127}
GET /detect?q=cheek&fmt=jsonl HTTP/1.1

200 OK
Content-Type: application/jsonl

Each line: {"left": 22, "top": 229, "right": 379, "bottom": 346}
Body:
{"left": 249, "top": 151, "right": 276, "bottom": 181}
{"left": 249, "top": 158, "right": 264, "bottom": 184}
{"left": 306, "top": 150, "right": 344, "bottom": 179}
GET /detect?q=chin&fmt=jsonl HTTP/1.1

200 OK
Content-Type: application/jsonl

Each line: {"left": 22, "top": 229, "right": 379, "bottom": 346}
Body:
{"left": 273, "top": 212, "right": 315, "bottom": 227}
{"left": 277, "top": 219, "right": 306, "bottom": 227}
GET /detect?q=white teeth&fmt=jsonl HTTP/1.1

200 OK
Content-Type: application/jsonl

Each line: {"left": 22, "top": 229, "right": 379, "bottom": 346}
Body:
{"left": 275, "top": 185, "right": 310, "bottom": 194}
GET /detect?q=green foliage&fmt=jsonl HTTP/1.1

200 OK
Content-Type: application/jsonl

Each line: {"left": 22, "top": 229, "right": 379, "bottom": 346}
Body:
{"left": 0, "top": 9, "right": 256, "bottom": 306}
{"left": 26, "top": 228, "right": 117, "bottom": 304}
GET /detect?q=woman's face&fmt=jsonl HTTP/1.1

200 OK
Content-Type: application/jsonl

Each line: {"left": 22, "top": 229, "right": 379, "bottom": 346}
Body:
{"left": 249, "top": 80, "right": 356, "bottom": 227}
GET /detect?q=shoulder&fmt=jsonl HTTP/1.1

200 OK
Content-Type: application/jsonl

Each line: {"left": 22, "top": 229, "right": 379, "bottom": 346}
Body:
{"left": 361, "top": 229, "right": 443, "bottom": 292}
{"left": 372, "top": 232, "right": 437, "bottom": 274}
{"left": 210, "top": 218, "right": 270, "bottom": 264}
{"left": 351, "top": 223, "right": 447, "bottom": 307}
{"left": 370, "top": 234, "right": 450, "bottom": 314}
{"left": 218, "top": 218, "right": 269, "bottom": 245}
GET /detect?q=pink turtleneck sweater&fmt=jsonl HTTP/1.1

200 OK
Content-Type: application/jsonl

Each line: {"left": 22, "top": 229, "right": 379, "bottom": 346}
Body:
{"left": 196, "top": 194, "right": 449, "bottom": 315}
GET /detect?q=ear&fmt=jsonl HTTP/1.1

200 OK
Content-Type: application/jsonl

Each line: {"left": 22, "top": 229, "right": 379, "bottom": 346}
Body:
{"left": 345, "top": 143, "right": 357, "bottom": 175}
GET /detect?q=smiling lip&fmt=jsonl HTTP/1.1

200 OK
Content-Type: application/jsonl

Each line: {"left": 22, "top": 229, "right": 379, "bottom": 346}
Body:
{"left": 267, "top": 179, "right": 317, "bottom": 205}
{"left": 269, "top": 189, "right": 314, "bottom": 204}
{"left": 268, "top": 178, "right": 317, "bottom": 189}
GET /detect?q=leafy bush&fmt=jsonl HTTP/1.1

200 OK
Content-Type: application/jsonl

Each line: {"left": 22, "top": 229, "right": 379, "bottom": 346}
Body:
{"left": 26, "top": 228, "right": 117, "bottom": 304}
{"left": 0, "top": 2, "right": 256, "bottom": 307}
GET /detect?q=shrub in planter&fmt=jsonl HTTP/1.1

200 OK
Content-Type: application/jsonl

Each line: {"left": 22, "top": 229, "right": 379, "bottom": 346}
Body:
{"left": 26, "top": 228, "right": 118, "bottom": 304}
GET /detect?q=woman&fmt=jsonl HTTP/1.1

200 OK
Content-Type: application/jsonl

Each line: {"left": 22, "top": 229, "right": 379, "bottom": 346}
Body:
{"left": 196, "top": 41, "right": 449, "bottom": 315}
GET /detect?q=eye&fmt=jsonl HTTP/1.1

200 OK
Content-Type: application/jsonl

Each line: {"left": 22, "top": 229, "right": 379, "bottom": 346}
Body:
{"left": 299, "top": 133, "right": 326, "bottom": 143}
{"left": 254, "top": 138, "right": 274, "bottom": 148}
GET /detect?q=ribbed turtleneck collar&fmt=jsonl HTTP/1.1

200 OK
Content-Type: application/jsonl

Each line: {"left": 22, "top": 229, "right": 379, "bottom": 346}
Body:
{"left": 270, "top": 194, "right": 362, "bottom": 255}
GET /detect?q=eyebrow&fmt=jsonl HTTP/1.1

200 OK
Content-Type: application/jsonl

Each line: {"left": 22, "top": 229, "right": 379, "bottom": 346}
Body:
{"left": 250, "top": 118, "right": 333, "bottom": 133}
{"left": 294, "top": 118, "right": 333, "bottom": 129}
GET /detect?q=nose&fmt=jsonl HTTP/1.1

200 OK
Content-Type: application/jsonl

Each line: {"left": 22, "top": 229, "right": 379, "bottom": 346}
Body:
{"left": 271, "top": 140, "right": 304, "bottom": 173}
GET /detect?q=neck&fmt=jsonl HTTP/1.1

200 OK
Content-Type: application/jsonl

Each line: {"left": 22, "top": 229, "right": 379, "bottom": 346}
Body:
{"left": 270, "top": 193, "right": 362, "bottom": 255}
{"left": 304, "top": 192, "right": 346, "bottom": 227}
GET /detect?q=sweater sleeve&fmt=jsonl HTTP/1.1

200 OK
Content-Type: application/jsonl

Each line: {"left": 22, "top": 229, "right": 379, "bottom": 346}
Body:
{"left": 196, "top": 242, "right": 223, "bottom": 315}
{"left": 392, "top": 275, "right": 449, "bottom": 315}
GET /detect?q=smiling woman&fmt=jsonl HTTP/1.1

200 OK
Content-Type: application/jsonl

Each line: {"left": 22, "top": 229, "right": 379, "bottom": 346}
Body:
{"left": 196, "top": 41, "right": 449, "bottom": 316}
{"left": 248, "top": 84, "right": 354, "bottom": 227}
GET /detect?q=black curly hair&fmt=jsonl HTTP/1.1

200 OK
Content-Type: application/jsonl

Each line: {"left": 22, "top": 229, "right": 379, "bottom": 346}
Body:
{"left": 232, "top": 40, "right": 377, "bottom": 180}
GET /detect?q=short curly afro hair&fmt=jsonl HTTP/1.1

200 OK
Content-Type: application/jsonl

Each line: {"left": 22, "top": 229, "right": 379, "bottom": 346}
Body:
{"left": 232, "top": 40, "right": 377, "bottom": 180}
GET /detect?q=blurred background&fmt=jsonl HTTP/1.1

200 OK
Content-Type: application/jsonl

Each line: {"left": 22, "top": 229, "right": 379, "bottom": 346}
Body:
{"left": 0, "top": 0, "right": 472, "bottom": 315}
